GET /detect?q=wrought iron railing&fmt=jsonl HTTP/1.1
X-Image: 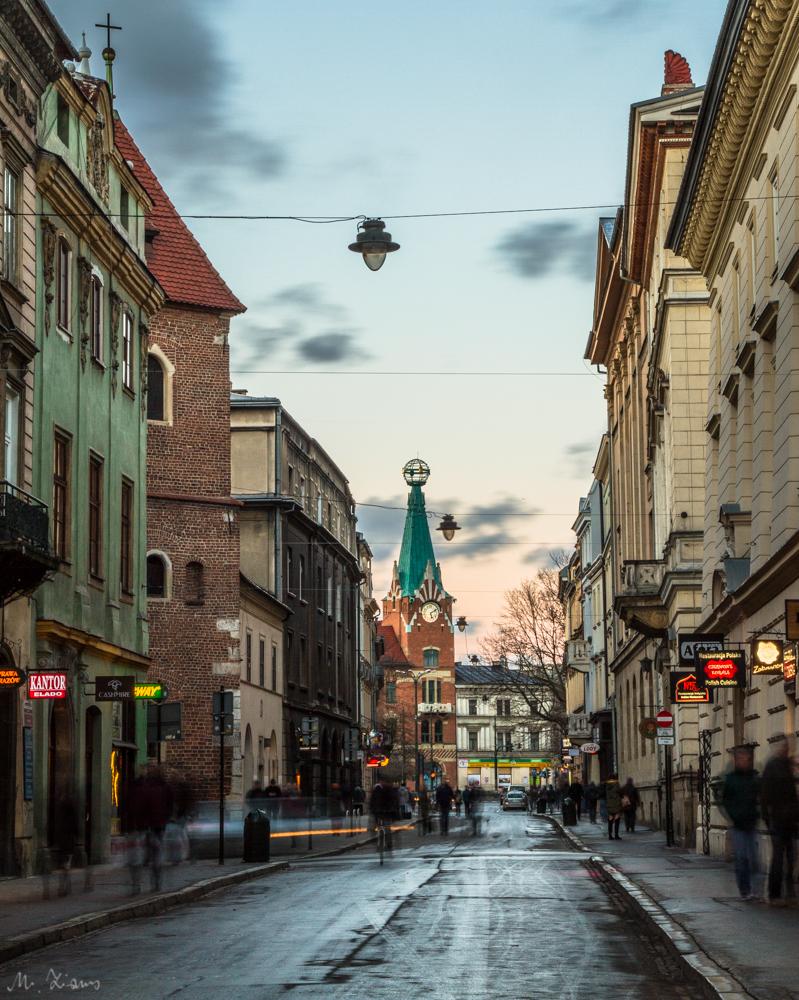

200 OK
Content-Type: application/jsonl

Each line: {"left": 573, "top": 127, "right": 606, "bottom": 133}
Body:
{"left": 0, "top": 480, "right": 51, "bottom": 552}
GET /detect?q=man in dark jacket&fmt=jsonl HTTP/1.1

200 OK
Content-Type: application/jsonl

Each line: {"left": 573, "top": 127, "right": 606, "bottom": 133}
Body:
{"left": 760, "top": 736, "right": 798, "bottom": 905}
{"left": 435, "top": 780, "right": 454, "bottom": 835}
{"left": 568, "top": 780, "right": 584, "bottom": 820}
{"left": 721, "top": 745, "right": 761, "bottom": 900}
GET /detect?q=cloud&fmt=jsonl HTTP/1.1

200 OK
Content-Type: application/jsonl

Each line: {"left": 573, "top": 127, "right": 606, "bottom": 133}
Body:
{"left": 565, "top": 439, "right": 598, "bottom": 478}
{"left": 495, "top": 221, "right": 595, "bottom": 282}
{"left": 556, "top": 0, "right": 648, "bottom": 26}
{"left": 49, "top": 0, "right": 286, "bottom": 199}
{"left": 295, "top": 330, "right": 370, "bottom": 365}
{"left": 261, "top": 285, "right": 346, "bottom": 319}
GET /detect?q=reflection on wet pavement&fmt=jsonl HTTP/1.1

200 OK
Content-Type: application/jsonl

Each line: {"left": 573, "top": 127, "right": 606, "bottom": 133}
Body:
{"left": 0, "top": 811, "right": 706, "bottom": 1000}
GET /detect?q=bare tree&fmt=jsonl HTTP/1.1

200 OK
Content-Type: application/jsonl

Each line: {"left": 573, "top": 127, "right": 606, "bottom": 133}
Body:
{"left": 376, "top": 707, "right": 417, "bottom": 784}
{"left": 480, "top": 562, "right": 567, "bottom": 741}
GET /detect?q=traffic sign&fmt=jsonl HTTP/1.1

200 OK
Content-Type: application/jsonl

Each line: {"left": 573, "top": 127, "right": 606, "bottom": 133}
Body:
{"left": 581, "top": 743, "right": 600, "bottom": 754}
{"left": 658, "top": 735, "right": 675, "bottom": 746}
{"left": 658, "top": 727, "right": 674, "bottom": 737}
{"left": 656, "top": 710, "right": 673, "bottom": 728}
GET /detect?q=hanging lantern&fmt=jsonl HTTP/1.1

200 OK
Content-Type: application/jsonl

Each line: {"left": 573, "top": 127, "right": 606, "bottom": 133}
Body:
{"left": 456, "top": 616, "right": 468, "bottom": 633}
{"left": 348, "top": 219, "right": 400, "bottom": 271}
{"left": 437, "top": 514, "right": 460, "bottom": 541}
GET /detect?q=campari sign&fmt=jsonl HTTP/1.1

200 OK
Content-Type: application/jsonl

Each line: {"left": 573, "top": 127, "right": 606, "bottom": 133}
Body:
{"left": 697, "top": 650, "right": 746, "bottom": 689}
{"left": 28, "top": 672, "right": 68, "bottom": 699}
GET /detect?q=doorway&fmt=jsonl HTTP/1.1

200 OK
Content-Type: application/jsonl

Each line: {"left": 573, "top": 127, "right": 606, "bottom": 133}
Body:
{"left": 0, "top": 682, "right": 17, "bottom": 875}
{"left": 84, "top": 707, "right": 101, "bottom": 863}
{"left": 47, "top": 698, "right": 73, "bottom": 848}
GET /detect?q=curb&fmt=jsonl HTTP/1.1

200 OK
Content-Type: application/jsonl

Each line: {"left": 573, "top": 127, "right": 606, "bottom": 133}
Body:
{"left": 0, "top": 861, "right": 289, "bottom": 967}
{"left": 542, "top": 816, "right": 753, "bottom": 1000}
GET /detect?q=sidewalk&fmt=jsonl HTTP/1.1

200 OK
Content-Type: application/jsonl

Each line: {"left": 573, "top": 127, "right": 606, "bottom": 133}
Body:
{"left": 554, "top": 815, "right": 799, "bottom": 1000}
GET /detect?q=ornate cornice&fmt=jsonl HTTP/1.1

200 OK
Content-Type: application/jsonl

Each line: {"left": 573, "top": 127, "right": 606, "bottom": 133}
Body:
{"left": 677, "top": 0, "right": 793, "bottom": 269}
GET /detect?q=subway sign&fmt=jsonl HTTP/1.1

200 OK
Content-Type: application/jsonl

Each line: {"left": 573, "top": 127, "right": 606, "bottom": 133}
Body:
{"left": 28, "top": 672, "right": 67, "bottom": 699}
{"left": 135, "top": 683, "right": 165, "bottom": 700}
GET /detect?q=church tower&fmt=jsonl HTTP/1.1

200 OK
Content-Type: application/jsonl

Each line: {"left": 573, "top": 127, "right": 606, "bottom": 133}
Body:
{"left": 377, "top": 460, "right": 456, "bottom": 788}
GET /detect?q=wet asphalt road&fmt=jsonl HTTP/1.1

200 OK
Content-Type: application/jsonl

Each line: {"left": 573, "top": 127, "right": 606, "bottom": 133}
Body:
{"left": 1, "top": 810, "right": 706, "bottom": 1000}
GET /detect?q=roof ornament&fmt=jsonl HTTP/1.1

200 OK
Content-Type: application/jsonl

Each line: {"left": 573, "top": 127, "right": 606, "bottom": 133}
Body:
{"left": 95, "top": 13, "right": 122, "bottom": 98}
{"left": 403, "top": 458, "right": 430, "bottom": 486}
{"left": 77, "top": 33, "right": 91, "bottom": 76}
{"left": 663, "top": 50, "right": 693, "bottom": 95}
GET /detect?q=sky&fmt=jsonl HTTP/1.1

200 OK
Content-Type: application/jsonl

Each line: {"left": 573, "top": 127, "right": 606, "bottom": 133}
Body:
{"left": 50, "top": 0, "right": 729, "bottom": 655}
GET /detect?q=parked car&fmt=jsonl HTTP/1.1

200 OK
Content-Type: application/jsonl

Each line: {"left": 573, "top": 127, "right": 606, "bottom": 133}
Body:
{"left": 503, "top": 790, "right": 527, "bottom": 811}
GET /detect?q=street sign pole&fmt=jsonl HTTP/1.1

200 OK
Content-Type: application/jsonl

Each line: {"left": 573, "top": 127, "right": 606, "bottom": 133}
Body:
{"left": 665, "top": 746, "right": 674, "bottom": 848}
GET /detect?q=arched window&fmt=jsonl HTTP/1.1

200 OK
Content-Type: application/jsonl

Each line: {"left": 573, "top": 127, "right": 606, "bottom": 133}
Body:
{"left": 146, "top": 553, "right": 166, "bottom": 598}
{"left": 423, "top": 648, "right": 439, "bottom": 667}
{"left": 420, "top": 719, "right": 430, "bottom": 743}
{"left": 434, "top": 719, "right": 443, "bottom": 743}
{"left": 185, "top": 561, "right": 205, "bottom": 605}
{"left": 147, "top": 354, "right": 164, "bottom": 421}
{"left": 56, "top": 238, "right": 71, "bottom": 330}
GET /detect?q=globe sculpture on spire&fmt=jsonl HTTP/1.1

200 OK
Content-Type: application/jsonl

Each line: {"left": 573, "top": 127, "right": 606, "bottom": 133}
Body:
{"left": 403, "top": 458, "right": 430, "bottom": 486}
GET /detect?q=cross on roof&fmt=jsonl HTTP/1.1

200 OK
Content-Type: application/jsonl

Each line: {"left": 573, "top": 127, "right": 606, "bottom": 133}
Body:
{"left": 95, "top": 13, "right": 121, "bottom": 51}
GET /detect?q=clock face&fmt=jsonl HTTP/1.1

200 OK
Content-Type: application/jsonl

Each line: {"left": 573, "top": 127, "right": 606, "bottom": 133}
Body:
{"left": 421, "top": 601, "right": 440, "bottom": 623}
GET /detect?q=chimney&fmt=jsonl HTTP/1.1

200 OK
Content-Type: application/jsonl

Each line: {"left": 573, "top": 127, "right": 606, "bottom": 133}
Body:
{"left": 662, "top": 50, "right": 693, "bottom": 96}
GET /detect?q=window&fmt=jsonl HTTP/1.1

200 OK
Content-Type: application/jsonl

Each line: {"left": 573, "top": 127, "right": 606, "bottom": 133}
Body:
{"left": 316, "top": 565, "right": 323, "bottom": 606}
{"left": 122, "top": 313, "right": 133, "bottom": 391}
{"left": 468, "top": 699, "right": 477, "bottom": 717}
{"left": 185, "top": 561, "right": 205, "bottom": 604}
{"left": 146, "top": 554, "right": 165, "bottom": 598}
{"left": 327, "top": 573, "right": 333, "bottom": 615}
{"left": 287, "top": 466, "right": 293, "bottom": 496}
{"left": 770, "top": 168, "right": 780, "bottom": 269}
{"left": 90, "top": 276, "right": 103, "bottom": 362}
{"left": 120, "top": 188, "right": 129, "bottom": 231}
{"left": 421, "top": 719, "right": 430, "bottom": 743}
{"left": 468, "top": 731, "right": 478, "bottom": 752}
{"left": 56, "top": 93, "right": 70, "bottom": 147}
{"left": 88, "top": 455, "right": 103, "bottom": 578}
{"left": 259, "top": 638, "right": 265, "bottom": 687}
{"left": 271, "top": 644, "right": 277, "bottom": 691}
{"left": 57, "top": 238, "right": 71, "bottom": 331}
{"left": 3, "top": 167, "right": 18, "bottom": 282}
{"left": 147, "top": 354, "right": 164, "bottom": 421}
{"left": 298, "top": 554, "right": 305, "bottom": 600}
{"left": 385, "top": 681, "right": 396, "bottom": 704}
{"left": 423, "top": 648, "right": 439, "bottom": 667}
{"left": 246, "top": 632, "right": 252, "bottom": 682}
{"left": 53, "top": 433, "right": 69, "bottom": 559}
{"left": 530, "top": 731, "right": 540, "bottom": 751}
{"left": 434, "top": 719, "right": 443, "bottom": 743}
{"left": 497, "top": 731, "right": 512, "bottom": 751}
{"left": 747, "top": 214, "right": 756, "bottom": 309}
{"left": 496, "top": 698, "right": 511, "bottom": 717}
{"left": 3, "top": 384, "right": 19, "bottom": 484}
{"left": 422, "top": 679, "right": 442, "bottom": 704}
{"left": 336, "top": 581, "right": 342, "bottom": 622}
{"left": 120, "top": 480, "right": 132, "bottom": 593}
{"left": 286, "top": 546, "right": 293, "bottom": 594}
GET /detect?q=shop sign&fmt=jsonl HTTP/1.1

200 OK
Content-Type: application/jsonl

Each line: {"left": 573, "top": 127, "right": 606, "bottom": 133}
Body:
{"left": 751, "top": 639, "right": 783, "bottom": 675}
{"left": 457, "top": 758, "right": 468, "bottom": 768}
{"left": 28, "top": 672, "right": 67, "bottom": 699}
{"left": 639, "top": 718, "right": 657, "bottom": 740}
{"left": 22, "top": 700, "right": 33, "bottom": 727}
{"left": 697, "top": 650, "right": 747, "bottom": 688}
{"left": 670, "top": 671, "right": 711, "bottom": 704}
{"left": 785, "top": 600, "right": 799, "bottom": 641}
{"left": 678, "top": 633, "right": 724, "bottom": 666}
{"left": 95, "top": 676, "right": 135, "bottom": 700}
{"left": 784, "top": 645, "right": 796, "bottom": 695}
{"left": 581, "top": 743, "right": 600, "bottom": 754}
{"left": 0, "top": 666, "right": 25, "bottom": 688}
{"left": 135, "top": 682, "right": 165, "bottom": 700}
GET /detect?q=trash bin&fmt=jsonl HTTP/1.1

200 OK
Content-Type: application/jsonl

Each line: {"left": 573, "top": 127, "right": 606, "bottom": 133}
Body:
{"left": 536, "top": 797, "right": 547, "bottom": 815}
{"left": 561, "top": 798, "right": 577, "bottom": 827}
{"left": 243, "top": 809, "right": 271, "bottom": 862}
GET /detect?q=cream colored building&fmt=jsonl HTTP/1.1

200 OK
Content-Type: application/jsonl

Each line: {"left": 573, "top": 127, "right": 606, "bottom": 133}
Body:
{"left": 667, "top": 0, "right": 799, "bottom": 859}
{"left": 584, "top": 66, "right": 711, "bottom": 843}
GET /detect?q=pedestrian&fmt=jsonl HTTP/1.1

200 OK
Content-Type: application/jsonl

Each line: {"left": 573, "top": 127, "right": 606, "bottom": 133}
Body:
{"left": 470, "top": 784, "right": 484, "bottom": 836}
{"left": 599, "top": 780, "right": 608, "bottom": 823}
{"left": 417, "top": 786, "right": 432, "bottom": 836}
{"left": 52, "top": 790, "right": 78, "bottom": 897}
{"left": 760, "top": 735, "right": 798, "bottom": 906}
{"left": 263, "top": 778, "right": 283, "bottom": 823}
{"left": 139, "top": 765, "right": 174, "bottom": 891}
{"left": 328, "top": 782, "right": 345, "bottom": 836}
{"left": 526, "top": 785, "right": 537, "bottom": 814}
{"left": 568, "top": 779, "right": 584, "bottom": 821}
{"left": 245, "top": 780, "right": 264, "bottom": 811}
{"left": 546, "top": 784, "right": 556, "bottom": 815}
{"left": 605, "top": 773, "right": 623, "bottom": 840}
{"left": 585, "top": 781, "right": 599, "bottom": 824}
{"left": 462, "top": 785, "right": 472, "bottom": 818}
{"left": 435, "top": 779, "right": 454, "bottom": 835}
{"left": 621, "top": 778, "right": 640, "bottom": 833}
{"left": 454, "top": 788, "right": 463, "bottom": 817}
{"left": 721, "top": 744, "right": 761, "bottom": 901}
{"left": 351, "top": 783, "right": 365, "bottom": 818}
{"left": 397, "top": 782, "right": 412, "bottom": 821}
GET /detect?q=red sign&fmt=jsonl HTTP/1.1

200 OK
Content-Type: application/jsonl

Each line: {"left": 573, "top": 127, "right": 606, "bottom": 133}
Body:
{"left": 29, "top": 672, "right": 67, "bottom": 699}
{"left": 697, "top": 649, "right": 747, "bottom": 688}
{"left": 670, "top": 671, "right": 711, "bottom": 704}
{"left": 656, "top": 710, "right": 673, "bottom": 728}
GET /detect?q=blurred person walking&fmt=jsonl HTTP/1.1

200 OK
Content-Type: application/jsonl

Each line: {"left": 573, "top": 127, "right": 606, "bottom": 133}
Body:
{"left": 760, "top": 736, "right": 798, "bottom": 906}
{"left": 436, "top": 780, "right": 454, "bottom": 835}
{"left": 721, "top": 745, "right": 761, "bottom": 901}
{"left": 51, "top": 790, "right": 78, "bottom": 897}
{"left": 462, "top": 784, "right": 472, "bottom": 818}
{"left": 417, "top": 785, "right": 432, "bottom": 835}
{"left": 568, "top": 779, "right": 584, "bottom": 821}
{"left": 351, "top": 783, "right": 365, "bottom": 818}
{"left": 621, "top": 778, "right": 640, "bottom": 833}
{"left": 454, "top": 787, "right": 463, "bottom": 817}
{"left": 605, "top": 773, "right": 623, "bottom": 840}
{"left": 263, "top": 778, "right": 283, "bottom": 823}
{"left": 586, "top": 781, "right": 599, "bottom": 824}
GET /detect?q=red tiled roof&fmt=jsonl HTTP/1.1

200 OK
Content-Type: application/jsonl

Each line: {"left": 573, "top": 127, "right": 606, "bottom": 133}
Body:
{"left": 114, "top": 118, "right": 245, "bottom": 315}
{"left": 377, "top": 624, "right": 409, "bottom": 665}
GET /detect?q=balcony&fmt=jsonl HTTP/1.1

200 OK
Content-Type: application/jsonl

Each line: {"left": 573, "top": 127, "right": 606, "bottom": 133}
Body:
{"left": 566, "top": 639, "right": 591, "bottom": 672}
{"left": 614, "top": 559, "right": 668, "bottom": 639}
{"left": 568, "top": 713, "right": 592, "bottom": 739}
{"left": 417, "top": 702, "right": 452, "bottom": 715}
{"left": 0, "top": 481, "right": 59, "bottom": 603}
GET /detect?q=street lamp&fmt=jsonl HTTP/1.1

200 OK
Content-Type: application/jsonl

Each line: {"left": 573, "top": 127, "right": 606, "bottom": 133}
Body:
{"left": 436, "top": 514, "right": 461, "bottom": 541}
{"left": 348, "top": 219, "right": 400, "bottom": 271}
{"left": 392, "top": 666, "right": 436, "bottom": 790}
{"left": 456, "top": 616, "right": 468, "bottom": 633}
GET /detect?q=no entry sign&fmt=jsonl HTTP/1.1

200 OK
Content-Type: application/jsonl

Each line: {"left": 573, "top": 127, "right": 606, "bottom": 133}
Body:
{"left": 656, "top": 710, "right": 673, "bottom": 728}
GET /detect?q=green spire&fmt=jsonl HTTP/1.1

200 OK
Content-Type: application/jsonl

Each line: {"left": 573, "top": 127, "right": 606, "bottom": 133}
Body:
{"left": 396, "top": 459, "right": 450, "bottom": 597}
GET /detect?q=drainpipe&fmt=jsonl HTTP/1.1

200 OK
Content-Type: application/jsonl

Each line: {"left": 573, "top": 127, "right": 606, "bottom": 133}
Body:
{"left": 275, "top": 407, "right": 282, "bottom": 600}
{"left": 610, "top": 692, "right": 618, "bottom": 775}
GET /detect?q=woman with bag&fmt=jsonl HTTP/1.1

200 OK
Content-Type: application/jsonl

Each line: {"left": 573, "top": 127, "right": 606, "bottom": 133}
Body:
{"left": 605, "top": 773, "right": 623, "bottom": 841}
{"left": 621, "top": 778, "right": 640, "bottom": 833}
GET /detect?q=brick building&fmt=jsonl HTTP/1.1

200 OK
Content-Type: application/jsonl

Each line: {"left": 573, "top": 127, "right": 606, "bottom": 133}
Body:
{"left": 113, "top": 121, "right": 246, "bottom": 800}
{"left": 377, "top": 460, "right": 457, "bottom": 789}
